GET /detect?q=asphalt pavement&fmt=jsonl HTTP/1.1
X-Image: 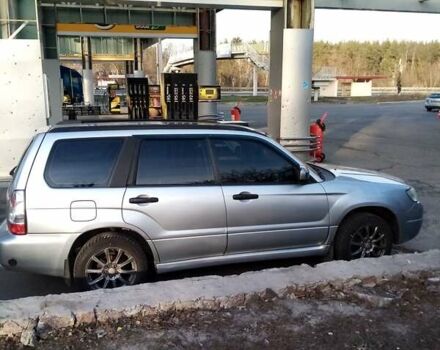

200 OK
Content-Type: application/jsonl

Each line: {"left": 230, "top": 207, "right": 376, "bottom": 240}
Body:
{"left": 0, "top": 100, "right": 439, "bottom": 300}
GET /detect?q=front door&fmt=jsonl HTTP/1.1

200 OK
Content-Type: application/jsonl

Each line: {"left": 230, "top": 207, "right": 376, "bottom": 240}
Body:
{"left": 209, "top": 136, "right": 329, "bottom": 254}
{"left": 122, "top": 136, "right": 227, "bottom": 263}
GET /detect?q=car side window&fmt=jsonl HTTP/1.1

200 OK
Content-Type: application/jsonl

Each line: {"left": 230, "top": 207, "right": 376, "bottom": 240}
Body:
{"left": 211, "top": 137, "right": 300, "bottom": 185}
{"left": 136, "top": 138, "right": 215, "bottom": 186}
{"left": 45, "top": 138, "right": 123, "bottom": 188}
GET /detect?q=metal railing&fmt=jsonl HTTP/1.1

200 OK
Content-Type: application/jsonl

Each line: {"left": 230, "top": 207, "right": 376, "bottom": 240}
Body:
{"left": 167, "top": 42, "right": 270, "bottom": 71}
{"left": 0, "top": 18, "right": 38, "bottom": 40}
{"left": 372, "top": 87, "right": 440, "bottom": 95}
{"left": 280, "top": 136, "right": 319, "bottom": 153}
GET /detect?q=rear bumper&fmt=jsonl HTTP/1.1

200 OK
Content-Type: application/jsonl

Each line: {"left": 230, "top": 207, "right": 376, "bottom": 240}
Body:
{"left": 397, "top": 202, "right": 424, "bottom": 244}
{"left": 0, "top": 221, "right": 80, "bottom": 278}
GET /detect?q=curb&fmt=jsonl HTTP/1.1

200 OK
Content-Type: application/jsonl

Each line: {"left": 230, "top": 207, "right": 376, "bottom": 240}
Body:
{"left": 1, "top": 250, "right": 439, "bottom": 338}
{"left": 377, "top": 100, "right": 424, "bottom": 105}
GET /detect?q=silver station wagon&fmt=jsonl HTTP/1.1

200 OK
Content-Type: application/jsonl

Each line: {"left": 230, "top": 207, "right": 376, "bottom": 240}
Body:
{"left": 0, "top": 121, "right": 423, "bottom": 290}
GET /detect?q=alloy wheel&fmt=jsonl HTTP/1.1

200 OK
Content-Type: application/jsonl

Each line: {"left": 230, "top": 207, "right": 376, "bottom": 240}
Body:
{"left": 85, "top": 247, "right": 138, "bottom": 289}
{"left": 349, "top": 225, "right": 387, "bottom": 259}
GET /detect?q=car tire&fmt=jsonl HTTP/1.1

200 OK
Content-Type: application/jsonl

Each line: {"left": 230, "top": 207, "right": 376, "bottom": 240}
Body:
{"left": 334, "top": 213, "right": 393, "bottom": 261}
{"left": 73, "top": 232, "right": 149, "bottom": 290}
{"left": 426, "top": 107, "right": 432, "bottom": 112}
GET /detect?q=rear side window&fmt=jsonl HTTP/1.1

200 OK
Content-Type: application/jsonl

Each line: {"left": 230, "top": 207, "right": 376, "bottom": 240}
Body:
{"left": 45, "top": 138, "right": 123, "bottom": 188}
{"left": 136, "top": 138, "right": 214, "bottom": 186}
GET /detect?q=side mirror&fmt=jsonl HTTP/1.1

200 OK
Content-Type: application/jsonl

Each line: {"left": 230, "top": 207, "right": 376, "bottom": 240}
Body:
{"left": 299, "top": 166, "right": 310, "bottom": 182}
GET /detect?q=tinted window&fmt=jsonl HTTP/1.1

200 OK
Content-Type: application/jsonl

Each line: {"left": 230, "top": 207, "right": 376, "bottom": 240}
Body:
{"left": 211, "top": 138, "right": 299, "bottom": 184}
{"left": 429, "top": 93, "right": 440, "bottom": 98}
{"left": 45, "top": 138, "right": 123, "bottom": 188}
{"left": 136, "top": 138, "right": 214, "bottom": 186}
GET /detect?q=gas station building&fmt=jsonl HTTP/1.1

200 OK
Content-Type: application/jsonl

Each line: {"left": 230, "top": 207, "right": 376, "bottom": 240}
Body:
{"left": 0, "top": 0, "right": 439, "bottom": 179}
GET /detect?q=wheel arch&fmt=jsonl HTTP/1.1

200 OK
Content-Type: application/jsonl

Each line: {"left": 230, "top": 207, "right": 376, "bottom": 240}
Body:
{"left": 336, "top": 206, "right": 400, "bottom": 244}
{"left": 67, "top": 227, "right": 158, "bottom": 281}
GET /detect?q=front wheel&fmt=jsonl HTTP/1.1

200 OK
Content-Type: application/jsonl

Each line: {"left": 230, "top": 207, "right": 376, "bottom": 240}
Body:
{"left": 426, "top": 107, "right": 432, "bottom": 112}
{"left": 334, "top": 213, "right": 392, "bottom": 261}
{"left": 73, "top": 232, "right": 149, "bottom": 290}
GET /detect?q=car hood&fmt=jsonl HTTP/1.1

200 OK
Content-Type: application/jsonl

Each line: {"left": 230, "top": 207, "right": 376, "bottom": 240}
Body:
{"left": 315, "top": 163, "right": 407, "bottom": 186}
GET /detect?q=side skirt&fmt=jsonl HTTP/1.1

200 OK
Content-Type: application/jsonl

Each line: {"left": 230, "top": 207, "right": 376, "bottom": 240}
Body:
{"left": 156, "top": 244, "right": 330, "bottom": 274}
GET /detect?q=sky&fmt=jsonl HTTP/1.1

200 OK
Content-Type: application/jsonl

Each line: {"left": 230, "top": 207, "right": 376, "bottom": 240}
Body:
{"left": 216, "top": 9, "right": 440, "bottom": 43}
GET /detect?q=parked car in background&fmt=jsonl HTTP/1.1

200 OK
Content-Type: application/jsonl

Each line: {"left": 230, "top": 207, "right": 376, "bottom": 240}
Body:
{"left": 425, "top": 93, "right": 440, "bottom": 111}
{"left": 0, "top": 121, "right": 423, "bottom": 291}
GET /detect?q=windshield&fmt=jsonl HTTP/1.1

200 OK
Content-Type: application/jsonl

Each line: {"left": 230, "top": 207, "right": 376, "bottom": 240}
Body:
{"left": 429, "top": 93, "right": 440, "bottom": 98}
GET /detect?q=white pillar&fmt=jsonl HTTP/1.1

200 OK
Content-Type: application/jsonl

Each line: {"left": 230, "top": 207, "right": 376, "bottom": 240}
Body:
{"left": 277, "top": 0, "right": 314, "bottom": 157}
{"left": 279, "top": 29, "right": 313, "bottom": 150}
{"left": 82, "top": 69, "right": 94, "bottom": 106}
{"left": 252, "top": 65, "right": 258, "bottom": 97}
{"left": 197, "top": 50, "right": 217, "bottom": 117}
{"left": 82, "top": 37, "right": 94, "bottom": 105}
{"left": 267, "top": 8, "right": 284, "bottom": 139}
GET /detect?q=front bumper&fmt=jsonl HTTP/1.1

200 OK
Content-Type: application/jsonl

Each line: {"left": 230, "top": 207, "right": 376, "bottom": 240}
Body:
{"left": 397, "top": 202, "right": 424, "bottom": 244}
{"left": 0, "top": 221, "right": 80, "bottom": 278}
{"left": 425, "top": 100, "right": 440, "bottom": 108}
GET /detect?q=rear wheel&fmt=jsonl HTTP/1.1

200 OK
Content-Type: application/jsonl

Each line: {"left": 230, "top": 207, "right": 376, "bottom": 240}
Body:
{"left": 334, "top": 213, "right": 392, "bottom": 261}
{"left": 73, "top": 232, "right": 149, "bottom": 290}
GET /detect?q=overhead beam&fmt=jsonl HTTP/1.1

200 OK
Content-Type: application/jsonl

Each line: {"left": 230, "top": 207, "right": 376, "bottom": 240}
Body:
{"left": 129, "top": 0, "right": 440, "bottom": 13}
{"left": 128, "top": 0, "right": 283, "bottom": 10}
{"left": 315, "top": 0, "right": 440, "bottom": 14}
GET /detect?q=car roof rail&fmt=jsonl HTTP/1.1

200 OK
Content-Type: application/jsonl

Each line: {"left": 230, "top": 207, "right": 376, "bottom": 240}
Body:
{"left": 49, "top": 118, "right": 262, "bottom": 135}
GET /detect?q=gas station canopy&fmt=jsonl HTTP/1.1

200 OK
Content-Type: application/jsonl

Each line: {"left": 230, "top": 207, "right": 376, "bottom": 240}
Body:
{"left": 40, "top": 0, "right": 440, "bottom": 13}
{"left": 125, "top": 0, "right": 440, "bottom": 13}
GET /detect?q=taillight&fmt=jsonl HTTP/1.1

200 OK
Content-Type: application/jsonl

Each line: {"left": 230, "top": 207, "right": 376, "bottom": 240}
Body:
{"left": 7, "top": 190, "right": 27, "bottom": 235}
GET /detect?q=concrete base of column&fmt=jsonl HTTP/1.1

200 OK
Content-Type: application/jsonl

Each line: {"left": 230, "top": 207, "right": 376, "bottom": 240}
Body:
{"left": 82, "top": 69, "right": 94, "bottom": 106}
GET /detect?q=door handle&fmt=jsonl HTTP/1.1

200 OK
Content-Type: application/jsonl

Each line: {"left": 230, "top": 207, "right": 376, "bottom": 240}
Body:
{"left": 233, "top": 192, "right": 259, "bottom": 201}
{"left": 129, "top": 196, "right": 159, "bottom": 204}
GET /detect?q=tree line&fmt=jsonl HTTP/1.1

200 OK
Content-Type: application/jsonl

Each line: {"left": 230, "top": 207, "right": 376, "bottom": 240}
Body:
{"left": 212, "top": 40, "right": 440, "bottom": 88}
{"left": 72, "top": 40, "right": 440, "bottom": 89}
{"left": 313, "top": 41, "right": 440, "bottom": 87}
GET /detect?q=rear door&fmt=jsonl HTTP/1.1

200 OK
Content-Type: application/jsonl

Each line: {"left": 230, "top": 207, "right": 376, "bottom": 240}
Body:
{"left": 122, "top": 136, "right": 227, "bottom": 263}
{"left": 26, "top": 136, "right": 128, "bottom": 236}
{"left": 210, "top": 136, "right": 329, "bottom": 254}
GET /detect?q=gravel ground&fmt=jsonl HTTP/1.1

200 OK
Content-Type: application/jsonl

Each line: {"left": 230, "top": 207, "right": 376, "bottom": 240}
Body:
{"left": 2, "top": 272, "right": 439, "bottom": 350}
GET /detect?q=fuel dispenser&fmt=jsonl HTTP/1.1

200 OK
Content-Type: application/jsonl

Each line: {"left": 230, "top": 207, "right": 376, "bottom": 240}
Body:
{"left": 161, "top": 73, "right": 199, "bottom": 120}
